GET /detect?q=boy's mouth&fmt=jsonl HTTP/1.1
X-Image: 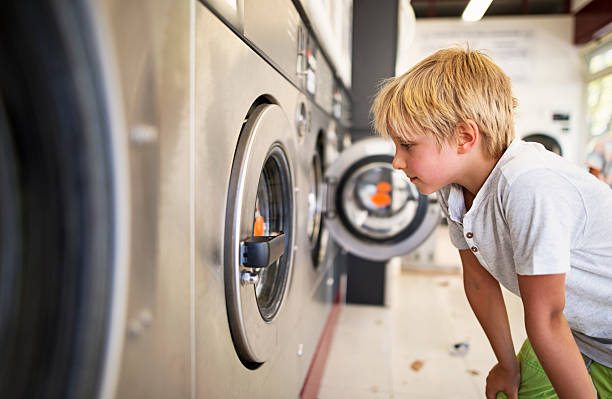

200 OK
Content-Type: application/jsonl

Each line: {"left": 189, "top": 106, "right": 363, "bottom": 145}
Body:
{"left": 402, "top": 170, "right": 418, "bottom": 182}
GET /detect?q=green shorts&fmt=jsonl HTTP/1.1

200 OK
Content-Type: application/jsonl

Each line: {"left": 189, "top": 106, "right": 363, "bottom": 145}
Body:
{"left": 496, "top": 339, "right": 612, "bottom": 398}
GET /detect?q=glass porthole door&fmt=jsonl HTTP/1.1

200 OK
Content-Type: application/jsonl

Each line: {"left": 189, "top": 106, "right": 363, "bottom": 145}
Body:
{"left": 249, "top": 146, "right": 292, "bottom": 321}
{"left": 323, "top": 137, "right": 440, "bottom": 261}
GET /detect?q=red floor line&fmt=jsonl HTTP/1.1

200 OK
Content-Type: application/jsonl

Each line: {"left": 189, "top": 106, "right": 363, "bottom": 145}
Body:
{"left": 299, "top": 301, "right": 342, "bottom": 399}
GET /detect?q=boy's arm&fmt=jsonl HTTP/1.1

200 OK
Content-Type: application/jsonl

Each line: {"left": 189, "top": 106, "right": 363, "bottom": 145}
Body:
{"left": 517, "top": 273, "right": 596, "bottom": 398}
{"left": 459, "top": 250, "right": 519, "bottom": 391}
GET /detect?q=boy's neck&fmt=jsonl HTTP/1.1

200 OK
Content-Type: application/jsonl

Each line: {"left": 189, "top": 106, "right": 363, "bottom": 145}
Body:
{"left": 458, "top": 154, "right": 500, "bottom": 197}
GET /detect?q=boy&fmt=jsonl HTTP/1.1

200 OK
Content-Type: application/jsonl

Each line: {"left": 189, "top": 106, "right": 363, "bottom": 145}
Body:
{"left": 371, "top": 47, "right": 612, "bottom": 398}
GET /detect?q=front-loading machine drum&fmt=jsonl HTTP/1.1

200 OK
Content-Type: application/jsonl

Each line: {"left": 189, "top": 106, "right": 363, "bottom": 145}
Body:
{"left": 523, "top": 132, "right": 563, "bottom": 156}
{"left": 323, "top": 137, "right": 441, "bottom": 261}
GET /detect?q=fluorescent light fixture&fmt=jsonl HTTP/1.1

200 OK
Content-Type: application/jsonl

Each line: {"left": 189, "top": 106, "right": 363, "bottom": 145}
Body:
{"left": 462, "top": 0, "right": 493, "bottom": 22}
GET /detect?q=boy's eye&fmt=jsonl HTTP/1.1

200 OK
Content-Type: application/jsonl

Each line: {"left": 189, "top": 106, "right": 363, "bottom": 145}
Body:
{"left": 400, "top": 143, "right": 413, "bottom": 149}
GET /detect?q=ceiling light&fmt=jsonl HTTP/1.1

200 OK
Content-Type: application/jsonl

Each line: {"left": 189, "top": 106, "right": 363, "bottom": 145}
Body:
{"left": 462, "top": 0, "right": 493, "bottom": 22}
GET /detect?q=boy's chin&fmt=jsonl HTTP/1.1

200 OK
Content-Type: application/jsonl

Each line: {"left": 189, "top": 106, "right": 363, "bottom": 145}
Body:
{"left": 412, "top": 182, "right": 436, "bottom": 195}
{"left": 417, "top": 187, "right": 435, "bottom": 195}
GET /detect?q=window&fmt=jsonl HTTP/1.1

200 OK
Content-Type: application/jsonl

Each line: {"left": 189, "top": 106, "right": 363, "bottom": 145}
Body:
{"left": 584, "top": 32, "right": 612, "bottom": 139}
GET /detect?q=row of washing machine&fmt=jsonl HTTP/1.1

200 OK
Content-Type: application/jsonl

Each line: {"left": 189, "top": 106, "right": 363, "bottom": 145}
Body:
{"left": 0, "top": 0, "right": 441, "bottom": 397}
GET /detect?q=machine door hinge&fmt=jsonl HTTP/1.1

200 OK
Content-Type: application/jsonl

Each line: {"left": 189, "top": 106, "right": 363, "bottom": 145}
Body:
{"left": 321, "top": 176, "right": 337, "bottom": 219}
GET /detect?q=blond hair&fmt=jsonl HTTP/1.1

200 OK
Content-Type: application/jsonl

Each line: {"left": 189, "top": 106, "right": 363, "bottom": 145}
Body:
{"left": 371, "top": 47, "right": 516, "bottom": 159}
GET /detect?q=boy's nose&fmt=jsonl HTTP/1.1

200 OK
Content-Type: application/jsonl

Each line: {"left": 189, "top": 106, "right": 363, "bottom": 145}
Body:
{"left": 392, "top": 153, "right": 405, "bottom": 170}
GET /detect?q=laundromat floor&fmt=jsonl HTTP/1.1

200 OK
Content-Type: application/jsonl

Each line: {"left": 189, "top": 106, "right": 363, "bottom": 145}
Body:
{"left": 318, "top": 237, "right": 526, "bottom": 398}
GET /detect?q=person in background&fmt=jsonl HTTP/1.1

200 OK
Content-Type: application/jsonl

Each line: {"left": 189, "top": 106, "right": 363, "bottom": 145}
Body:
{"left": 586, "top": 132, "right": 612, "bottom": 188}
{"left": 371, "top": 47, "right": 612, "bottom": 398}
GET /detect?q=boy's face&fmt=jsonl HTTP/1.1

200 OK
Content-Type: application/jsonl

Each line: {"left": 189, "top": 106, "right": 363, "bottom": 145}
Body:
{"left": 390, "top": 133, "right": 460, "bottom": 195}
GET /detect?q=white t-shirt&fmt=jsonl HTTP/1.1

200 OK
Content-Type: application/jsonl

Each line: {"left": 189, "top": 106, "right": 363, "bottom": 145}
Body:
{"left": 438, "top": 139, "right": 612, "bottom": 366}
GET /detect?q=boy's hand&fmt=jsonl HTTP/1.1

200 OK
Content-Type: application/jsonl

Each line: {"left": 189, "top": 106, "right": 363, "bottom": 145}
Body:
{"left": 485, "top": 361, "right": 520, "bottom": 399}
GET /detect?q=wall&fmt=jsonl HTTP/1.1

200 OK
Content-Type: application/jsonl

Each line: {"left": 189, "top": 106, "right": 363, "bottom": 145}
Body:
{"left": 397, "top": 16, "right": 588, "bottom": 164}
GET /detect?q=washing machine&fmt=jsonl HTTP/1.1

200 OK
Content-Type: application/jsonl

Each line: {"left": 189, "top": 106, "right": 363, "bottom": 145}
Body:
{"left": 194, "top": 1, "right": 333, "bottom": 396}
{"left": 1, "top": 0, "right": 194, "bottom": 398}
{"left": 523, "top": 132, "right": 564, "bottom": 156}
{"left": 517, "top": 110, "right": 581, "bottom": 164}
{"left": 295, "top": 90, "right": 342, "bottom": 388}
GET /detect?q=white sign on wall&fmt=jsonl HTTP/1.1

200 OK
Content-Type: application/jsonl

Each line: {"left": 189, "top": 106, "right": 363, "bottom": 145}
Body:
{"left": 417, "top": 28, "right": 534, "bottom": 83}
{"left": 396, "top": 16, "right": 587, "bottom": 164}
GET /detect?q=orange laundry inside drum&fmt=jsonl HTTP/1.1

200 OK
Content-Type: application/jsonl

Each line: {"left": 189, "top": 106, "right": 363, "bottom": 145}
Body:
{"left": 254, "top": 215, "right": 265, "bottom": 236}
{"left": 370, "top": 181, "right": 392, "bottom": 208}
{"left": 376, "top": 181, "right": 392, "bottom": 193}
{"left": 370, "top": 192, "right": 391, "bottom": 208}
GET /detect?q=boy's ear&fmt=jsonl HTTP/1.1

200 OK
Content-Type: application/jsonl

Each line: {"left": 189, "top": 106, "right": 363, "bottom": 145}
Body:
{"left": 455, "top": 120, "right": 479, "bottom": 154}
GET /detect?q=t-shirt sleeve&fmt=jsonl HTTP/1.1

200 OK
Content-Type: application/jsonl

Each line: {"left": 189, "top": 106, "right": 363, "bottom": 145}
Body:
{"left": 437, "top": 189, "right": 470, "bottom": 250}
{"left": 503, "top": 170, "right": 583, "bottom": 275}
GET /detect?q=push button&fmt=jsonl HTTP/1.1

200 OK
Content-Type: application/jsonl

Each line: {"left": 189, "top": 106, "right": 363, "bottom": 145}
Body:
{"left": 466, "top": 232, "right": 474, "bottom": 239}
{"left": 471, "top": 246, "right": 478, "bottom": 253}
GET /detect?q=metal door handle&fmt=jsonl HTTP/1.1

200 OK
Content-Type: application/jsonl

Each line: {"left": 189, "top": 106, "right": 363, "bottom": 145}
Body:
{"left": 240, "top": 233, "right": 286, "bottom": 268}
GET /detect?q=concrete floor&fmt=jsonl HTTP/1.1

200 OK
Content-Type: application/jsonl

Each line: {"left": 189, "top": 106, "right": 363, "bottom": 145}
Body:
{"left": 318, "top": 225, "right": 527, "bottom": 398}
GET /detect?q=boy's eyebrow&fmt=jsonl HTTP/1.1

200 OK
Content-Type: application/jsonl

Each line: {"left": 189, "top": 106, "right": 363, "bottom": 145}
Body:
{"left": 396, "top": 136, "right": 417, "bottom": 144}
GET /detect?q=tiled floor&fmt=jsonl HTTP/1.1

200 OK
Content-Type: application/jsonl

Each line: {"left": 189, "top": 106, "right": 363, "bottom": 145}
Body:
{"left": 318, "top": 226, "right": 527, "bottom": 399}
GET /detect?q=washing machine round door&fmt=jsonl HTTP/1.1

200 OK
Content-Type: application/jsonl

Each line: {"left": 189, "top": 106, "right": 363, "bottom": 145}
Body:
{"left": 225, "top": 104, "right": 296, "bottom": 365}
{"left": 0, "top": 3, "right": 123, "bottom": 397}
{"left": 324, "top": 137, "right": 440, "bottom": 261}
{"left": 307, "top": 146, "right": 326, "bottom": 266}
{"left": 523, "top": 133, "right": 563, "bottom": 156}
